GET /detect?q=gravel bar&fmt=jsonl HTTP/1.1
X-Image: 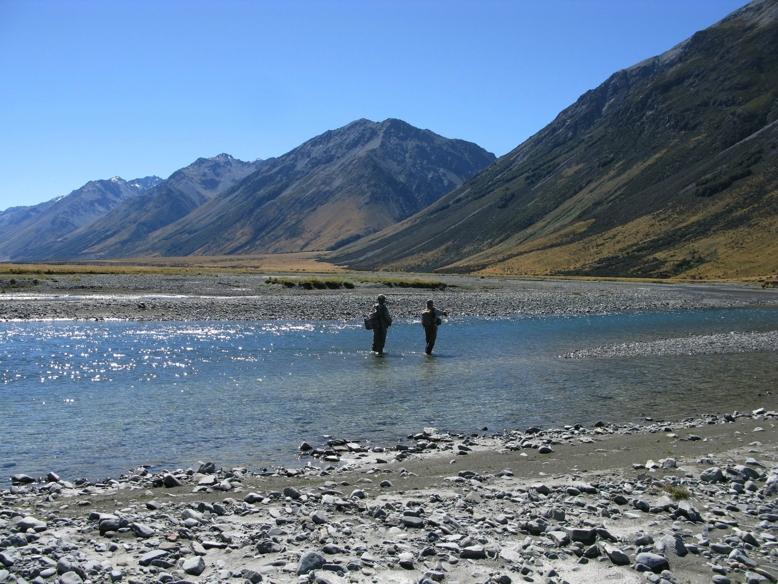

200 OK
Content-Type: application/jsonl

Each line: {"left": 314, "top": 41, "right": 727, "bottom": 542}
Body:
{"left": 1, "top": 273, "right": 777, "bottom": 321}
{"left": 564, "top": 330, "right": 778, "bottom": 359}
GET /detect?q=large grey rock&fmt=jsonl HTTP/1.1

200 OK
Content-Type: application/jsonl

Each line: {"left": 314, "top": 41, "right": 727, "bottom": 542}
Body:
{"left": 256, "top": 540, "right": 283, "bottom": 554}
{"left": 130, "top": 523, "right": 154, "bottom": 538}
{"left": 677, "top": 500, "right": 702, "bottom": 522}
{"left": 730, "top": 549, "right": 758, "bottom": 567}
{"left": 398, "top": 552, "right": 414, "bottom": 569}
{"left": 181, "top": 509, "right": 204, "bottom": 523}
{"left": 139, "top": 550, "right": 168, "bottom": 567}
{"left": 197, "top": 462, "right": 216, "bottom": 474}
{"left": 635, "top": 552, "right": 669, "bottom": 573}
{"left": 566, "top": 528, "right": 596, "bottom": 545}
{"left": 547, "top": 531, "right": 570, "bottom": 546}
{"left": 524, "top": 519, "right": 547, "bottom": 535}
{"left": 16, "top": 517, "right": 46, "bottom": 531}
{"left": 283, "top": 486, "right": 301, "bottom": 499}
{"left": 162, "top": 473, "right": 182, "bottom": 487}
{"left": 603, "top": 544, "right": 630, "bottom": 565}
{"left": 244, "top": 492, "right": 263, "bottom": 503}
{"left": 240, "top": 568, "right": 262, "bottom": 584}
{"left": 460, "top": 546, "right": 487, "bottom": 560}
{"left": 297, "top": 551, "right": 326, "bottom": 574}
{"left": 657, "top": 535, "right": 687, "bottom": 557}
{"left": 59, "top": 573, "right": 84, "bottom": 584}
{"left": 322, "top": 544, "right": 342, "bottom": 555}
{"left": 401, "top": 516, "right": 424, "bottom": 528}
{"left": 99, "top": 518, "right": 121, "bottom": 533}
{"left": 700, "top": 467, "right": 725, "bottom": 483}
{"left": 56, "top": 558, "right": 74, "bottom": 575}
{"left": 744, "top": 572, "right": 769, "bottom": 584}
{"left": 711, "top": 543, "right": 733, "bottom": 554}
{"left": 10, "top": 474, "right": 34, "bottom": 484}
{"left": 464, "top": 491, "right": 481, "bottom": 504}
{"left": 735, "top": 465, "right": 762, "bottom": 481}
{"left": 241, "top": 569, "right": 263, "bottom": 583}
{"left": 6, "top": 534, "right": 27, "bottom": 547}
{"left": 499, "top": 549, "right": 522, "bottom": 563}
{"left": 182, "top": 556, "right": 205, "bottom": 576}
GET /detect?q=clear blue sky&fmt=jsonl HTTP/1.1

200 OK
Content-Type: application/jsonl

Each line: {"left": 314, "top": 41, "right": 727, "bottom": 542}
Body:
{"left": 0, "top": 0, "right": 748, "bottom": 211}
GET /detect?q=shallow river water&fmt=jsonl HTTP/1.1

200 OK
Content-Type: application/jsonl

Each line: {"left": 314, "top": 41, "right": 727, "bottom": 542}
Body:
{"left": 2, "top": 307, "right": 778, "bottom": 480}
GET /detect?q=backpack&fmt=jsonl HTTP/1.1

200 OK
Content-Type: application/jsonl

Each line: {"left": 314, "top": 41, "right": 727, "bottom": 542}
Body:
{"left": 364, "top": 310, "right": 379, "bottom": 330}
{"left": 421, "top": 310, "right": 435, "bottom": 327}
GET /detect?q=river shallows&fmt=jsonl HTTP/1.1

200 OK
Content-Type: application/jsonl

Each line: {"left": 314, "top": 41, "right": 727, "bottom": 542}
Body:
{"left": 2, "top": 307, "right": 777, "bottom": 480}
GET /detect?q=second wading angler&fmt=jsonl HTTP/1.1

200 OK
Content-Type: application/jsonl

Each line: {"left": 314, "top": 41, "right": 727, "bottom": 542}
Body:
{"left": 365, "top": 294, "right": 392, "bottom": 355}
{"left": 421, "top": 299, "right": 447, "bottom": 355}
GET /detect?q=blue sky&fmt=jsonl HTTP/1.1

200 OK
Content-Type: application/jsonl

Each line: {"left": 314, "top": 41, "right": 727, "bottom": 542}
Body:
{"left": 0, "top": 0, "right": 748, "bottom": 211}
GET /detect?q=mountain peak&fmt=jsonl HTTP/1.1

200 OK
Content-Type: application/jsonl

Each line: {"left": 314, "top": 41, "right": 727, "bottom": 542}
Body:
{"left": 112, "top": 118, "right": 496, "bottom": 257}
{"left": 720, "top": 0, "right": 778, "bottom": 27}
{"left": 209, "top": 153, "right": 235, "bottom": 162}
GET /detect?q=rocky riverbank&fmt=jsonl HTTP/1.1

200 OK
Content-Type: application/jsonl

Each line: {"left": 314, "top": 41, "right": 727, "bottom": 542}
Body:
{"left": 5, "top": 409, "right": 778, "bottom": 584}
{"left": 1, "top": 274, "right": 777, "bottom": 321}
{"left": 563, "top": 331, "right": 778, "bottom": 359}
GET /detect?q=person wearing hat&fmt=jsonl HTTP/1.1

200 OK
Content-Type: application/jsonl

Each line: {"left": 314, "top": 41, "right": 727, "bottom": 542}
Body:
{"left": 371, "top": 294, "right": 392, "bottom": 354}
{"left": 421, "top": 299, "right": 447, "bottom": 355}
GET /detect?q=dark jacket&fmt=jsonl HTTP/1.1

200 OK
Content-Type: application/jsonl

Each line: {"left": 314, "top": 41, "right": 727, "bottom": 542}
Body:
{"left": 422, "top": 308, "right": 443, "bottom": 328}
{"left": 373, "top": 303, "right": 392, "bottom": 330}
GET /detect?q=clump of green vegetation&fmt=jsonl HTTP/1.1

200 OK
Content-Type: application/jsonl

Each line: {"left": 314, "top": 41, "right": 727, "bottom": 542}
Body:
{"left": 366, "top": 277, "right": 447, "bottom": 290}
{"left": 265, "top": 276, "right": 355, "bottom": 289}
{"left": 661, "top": 484, "right": 692, "bottom": 501}
{"left": 265, "top": 275, "right": 446, "bottom": 290}
{"left": 0, "top": 276, "right": 42, "bottom": 291}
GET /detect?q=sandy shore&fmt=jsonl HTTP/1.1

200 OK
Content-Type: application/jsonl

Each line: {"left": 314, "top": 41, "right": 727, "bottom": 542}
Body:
{"left": 5, "top": 409, "right": 778, "bottom": 584}
{"left": 3, "top": 275, "right": 778, "bottom": 583}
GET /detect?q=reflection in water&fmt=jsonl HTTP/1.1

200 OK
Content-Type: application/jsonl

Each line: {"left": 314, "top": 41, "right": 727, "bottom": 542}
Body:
{"left": 1, "top": 308, "right": 777, "bottom": 479}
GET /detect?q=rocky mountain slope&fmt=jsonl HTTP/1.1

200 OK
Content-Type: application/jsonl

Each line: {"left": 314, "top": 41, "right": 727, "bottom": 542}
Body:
{"left": 334, "top": 0, "right": 778, "bottom": 280}
{"left": 117, "top": 118, "right": 495, "bottom": 257}
{"left": 42, "top": 154, "right": 264, "bottom": 260}
{"left": 0, "top": 176, "right": 162, "bottom": 261}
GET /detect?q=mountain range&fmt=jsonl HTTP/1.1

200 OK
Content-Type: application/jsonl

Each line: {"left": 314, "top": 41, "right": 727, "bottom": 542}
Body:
{"left": 41, "top": 154, "right": 265, "bottom": 261}
{"left": 0, "top": 176, "right": 162, "bottom": 262}
{"left": 0, "top": 120, "right": 495, "bottom": 261}
{"left": 332, "top": 0, "right": 778, "bottom": 279}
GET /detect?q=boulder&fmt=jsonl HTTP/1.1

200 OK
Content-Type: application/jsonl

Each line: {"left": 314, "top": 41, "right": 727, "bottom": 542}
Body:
{"left": 297, "top": 551, "right": 326, "bottom": 574}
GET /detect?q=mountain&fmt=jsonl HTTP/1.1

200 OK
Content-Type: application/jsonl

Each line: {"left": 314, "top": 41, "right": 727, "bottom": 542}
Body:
{"left": 42, "top": 154, "right": 264, "bottom": 260}
{"left": 333, "top": 0, "right": 778, "bottom": 280}
{"left": 0, "top": 176, "right": 162, "bottom": 261}
{"left": 115, "top": 118, "right": 495, "bottom": 257}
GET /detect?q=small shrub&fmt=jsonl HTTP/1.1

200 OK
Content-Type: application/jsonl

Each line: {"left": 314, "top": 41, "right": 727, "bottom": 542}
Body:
{"left": 661, "top": 484, "right": 691, "bottom": 501}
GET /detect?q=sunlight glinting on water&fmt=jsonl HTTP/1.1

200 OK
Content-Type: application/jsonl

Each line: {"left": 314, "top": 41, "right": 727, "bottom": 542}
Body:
{"left": 1, "top": 308, "right": 777, "bottom": 480}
